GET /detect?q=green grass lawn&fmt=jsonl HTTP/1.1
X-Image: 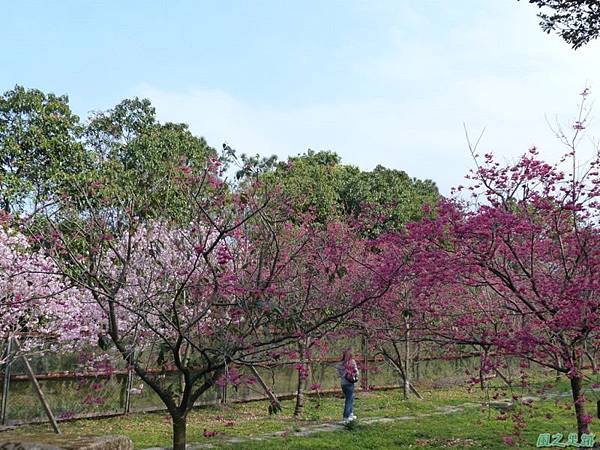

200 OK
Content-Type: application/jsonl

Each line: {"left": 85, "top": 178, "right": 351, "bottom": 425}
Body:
{"left": 2, "top": 377, "right": 598, "bottom": 449}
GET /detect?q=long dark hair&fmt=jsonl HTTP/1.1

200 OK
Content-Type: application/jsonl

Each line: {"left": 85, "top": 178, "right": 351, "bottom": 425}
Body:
{"left": 341, "top": 348, "right": 353, "bottom": 363}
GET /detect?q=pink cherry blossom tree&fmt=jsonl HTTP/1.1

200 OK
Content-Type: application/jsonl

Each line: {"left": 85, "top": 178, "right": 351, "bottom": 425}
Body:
{"left": 0, "top": 218, "right": 99, "bottom": 366}
{"left": 362, "top": 91, "right": 599, "bottom": 437}
{"left": 35, "top": 156, "right": 398, "bottom": 449}
{"left": 407, "top": 91, "right": 600, "bottom": 435}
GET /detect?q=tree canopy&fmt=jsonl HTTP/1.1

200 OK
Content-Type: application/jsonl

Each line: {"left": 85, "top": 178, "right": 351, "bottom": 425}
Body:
{"left": 84, "top": 97, "right": 216, "bottom": 222}
{"left": 5, "top": 86, "right": 597, "bottom": 448}
{"left": 260, "top": 149, "right": 439, "bottom": 232}
{"left": 525, "top": 0, "right": 600, "bottom": 49}
{"left": 0, "top": 86, "right": 86, "bottom": 213}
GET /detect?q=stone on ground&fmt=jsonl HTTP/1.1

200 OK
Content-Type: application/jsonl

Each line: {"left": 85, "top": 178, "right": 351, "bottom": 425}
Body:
{"left": 0, "top": 434, "right": 133, "bottom": 450}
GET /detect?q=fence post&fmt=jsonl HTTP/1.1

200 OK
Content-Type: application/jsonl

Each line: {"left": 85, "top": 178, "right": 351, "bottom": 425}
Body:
{"left": 221, "top": 382, "right": 228, "bottom": 404}
{"left": 248, "top": 365, "right": 281, "bottom": 413}
{"left": 123, "top": 366, "right": 134, "bottom": 414}
{"left": 1, "top": 338, "right": 12, "bottom": 425}
{"left": 14, "top": 339, "right": 61, "bottom": 434}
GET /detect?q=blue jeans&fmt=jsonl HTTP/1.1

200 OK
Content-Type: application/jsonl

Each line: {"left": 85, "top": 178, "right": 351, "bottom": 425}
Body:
{"left": 341, "top": 382, "right": 354, "bottom": 419}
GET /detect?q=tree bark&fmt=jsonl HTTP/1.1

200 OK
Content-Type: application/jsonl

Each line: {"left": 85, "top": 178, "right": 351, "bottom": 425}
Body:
{"left": 382, "top": 349, "right": 423, "bottom": 400}
{"left": 478, "top": 349, "right": 487, "bottom": 391}
{"left": 403, "top": 316, "right": 411, "bottom": 400}
{"left": 570, "top": 375, "right": 589, "bottom": 437}
{"left": 555, "top": 356, "right": 563, "bottom": 383}
{"left": 293, "top": 370, "right": 305, "bottom": 418}
{"left": 172, "top": 413, "right": 187, "bottom": 450}
{"left": 293, "top": 340, "right": 307, "bottom": 418}
{"left": 361, "top": 334, "right": 369, "bottom": 389}
{"left": 413, "top": 342, "right": 421, "bottom": 381}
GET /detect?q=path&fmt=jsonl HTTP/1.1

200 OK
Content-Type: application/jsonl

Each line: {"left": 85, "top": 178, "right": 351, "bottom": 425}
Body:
{"left": 143, "top": 390, "right": 586, "bottom": 449}
{"left": 142, "top": 401, "right": 483, "bottom": 450}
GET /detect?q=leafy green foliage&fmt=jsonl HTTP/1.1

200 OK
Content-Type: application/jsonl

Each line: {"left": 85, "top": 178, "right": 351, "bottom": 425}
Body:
{"left": 0, "top": 86, "right": 87, "bottom": 213}
{"left": 341, "top": 165, "right": 439, "bottom": 235}
{"left": 261, "top": 150, "right": 439, "bottom": 232}
{"left": 261, "top": 150, "right": 349, "bottom": 222}
{"left": 525, "top": 0, "right": 600, "bottom": 49}
{"left": 84, "top": 97, "right": 216, "bottom": 222}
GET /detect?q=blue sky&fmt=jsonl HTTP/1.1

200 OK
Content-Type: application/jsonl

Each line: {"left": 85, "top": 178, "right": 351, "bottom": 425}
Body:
{"left": 3, "top": 1, "right": 600, "bottom": 193}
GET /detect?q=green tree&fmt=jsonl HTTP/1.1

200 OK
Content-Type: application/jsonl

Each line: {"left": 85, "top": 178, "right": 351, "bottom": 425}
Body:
{"left": 341, "top": 165, "right": 439, "bottom": 234}
{"left": 263, "top": 150, "right": 350, "bottom": 222}
{"left": 524, "top": 0, "right": 600, "bottom": 49}
{"left": 0, "top": 86, "right": 86, "bottom": 213}
{"left": 262, "top": 150, "right": 439, "bottom": 232}
{"left": 83, "top": 98, "right": 216, "bottom": 222}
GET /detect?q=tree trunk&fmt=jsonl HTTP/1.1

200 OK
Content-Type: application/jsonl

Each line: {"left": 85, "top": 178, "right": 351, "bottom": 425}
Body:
{"left": 413, "top": 342, "right": 421, "bottom": 381}
{"left": 293, "top": 370, "right": 305, "bottom": 418}
{"left": 293, "top": 340, "right": 307, "bottom": 418}
{"left": 403, "top": 317, "right": 411, "bottom": 400}
{"left": 382, "top": 348, "right": 423, "bottom": 400}
{"left": 179, "top": 307, "right": 190, "bottom": 401}
{"left": 570, "top": 375, "right": 589, "bottom": 437}
{"left": 361, "top": 334, "right": 369, "bottom": 390}
{"left": 478, "top": 349, "right": 486, "bottom": 391}
{"left": 172, "top": 413, "right": 187, "bottom": 450}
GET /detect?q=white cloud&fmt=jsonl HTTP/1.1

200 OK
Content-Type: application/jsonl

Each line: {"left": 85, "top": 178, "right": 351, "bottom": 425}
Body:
{"left": 135, "top": 3, "right": 600, "bottom": 195}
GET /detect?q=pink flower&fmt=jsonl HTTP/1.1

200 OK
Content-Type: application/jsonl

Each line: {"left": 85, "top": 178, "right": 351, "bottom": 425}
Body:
{"left": 502, "top": 435, "right": 515, "bottom": 446}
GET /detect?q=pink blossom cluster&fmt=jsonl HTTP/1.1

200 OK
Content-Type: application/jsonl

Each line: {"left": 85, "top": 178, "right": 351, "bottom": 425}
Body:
{"left": 0, "top": 227, "right": 102, "bottom": 363}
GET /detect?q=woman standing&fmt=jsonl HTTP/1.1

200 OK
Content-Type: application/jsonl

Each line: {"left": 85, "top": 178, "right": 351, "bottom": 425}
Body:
{"left": 336, "top": 348, "right": 359, "bottom": 423}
